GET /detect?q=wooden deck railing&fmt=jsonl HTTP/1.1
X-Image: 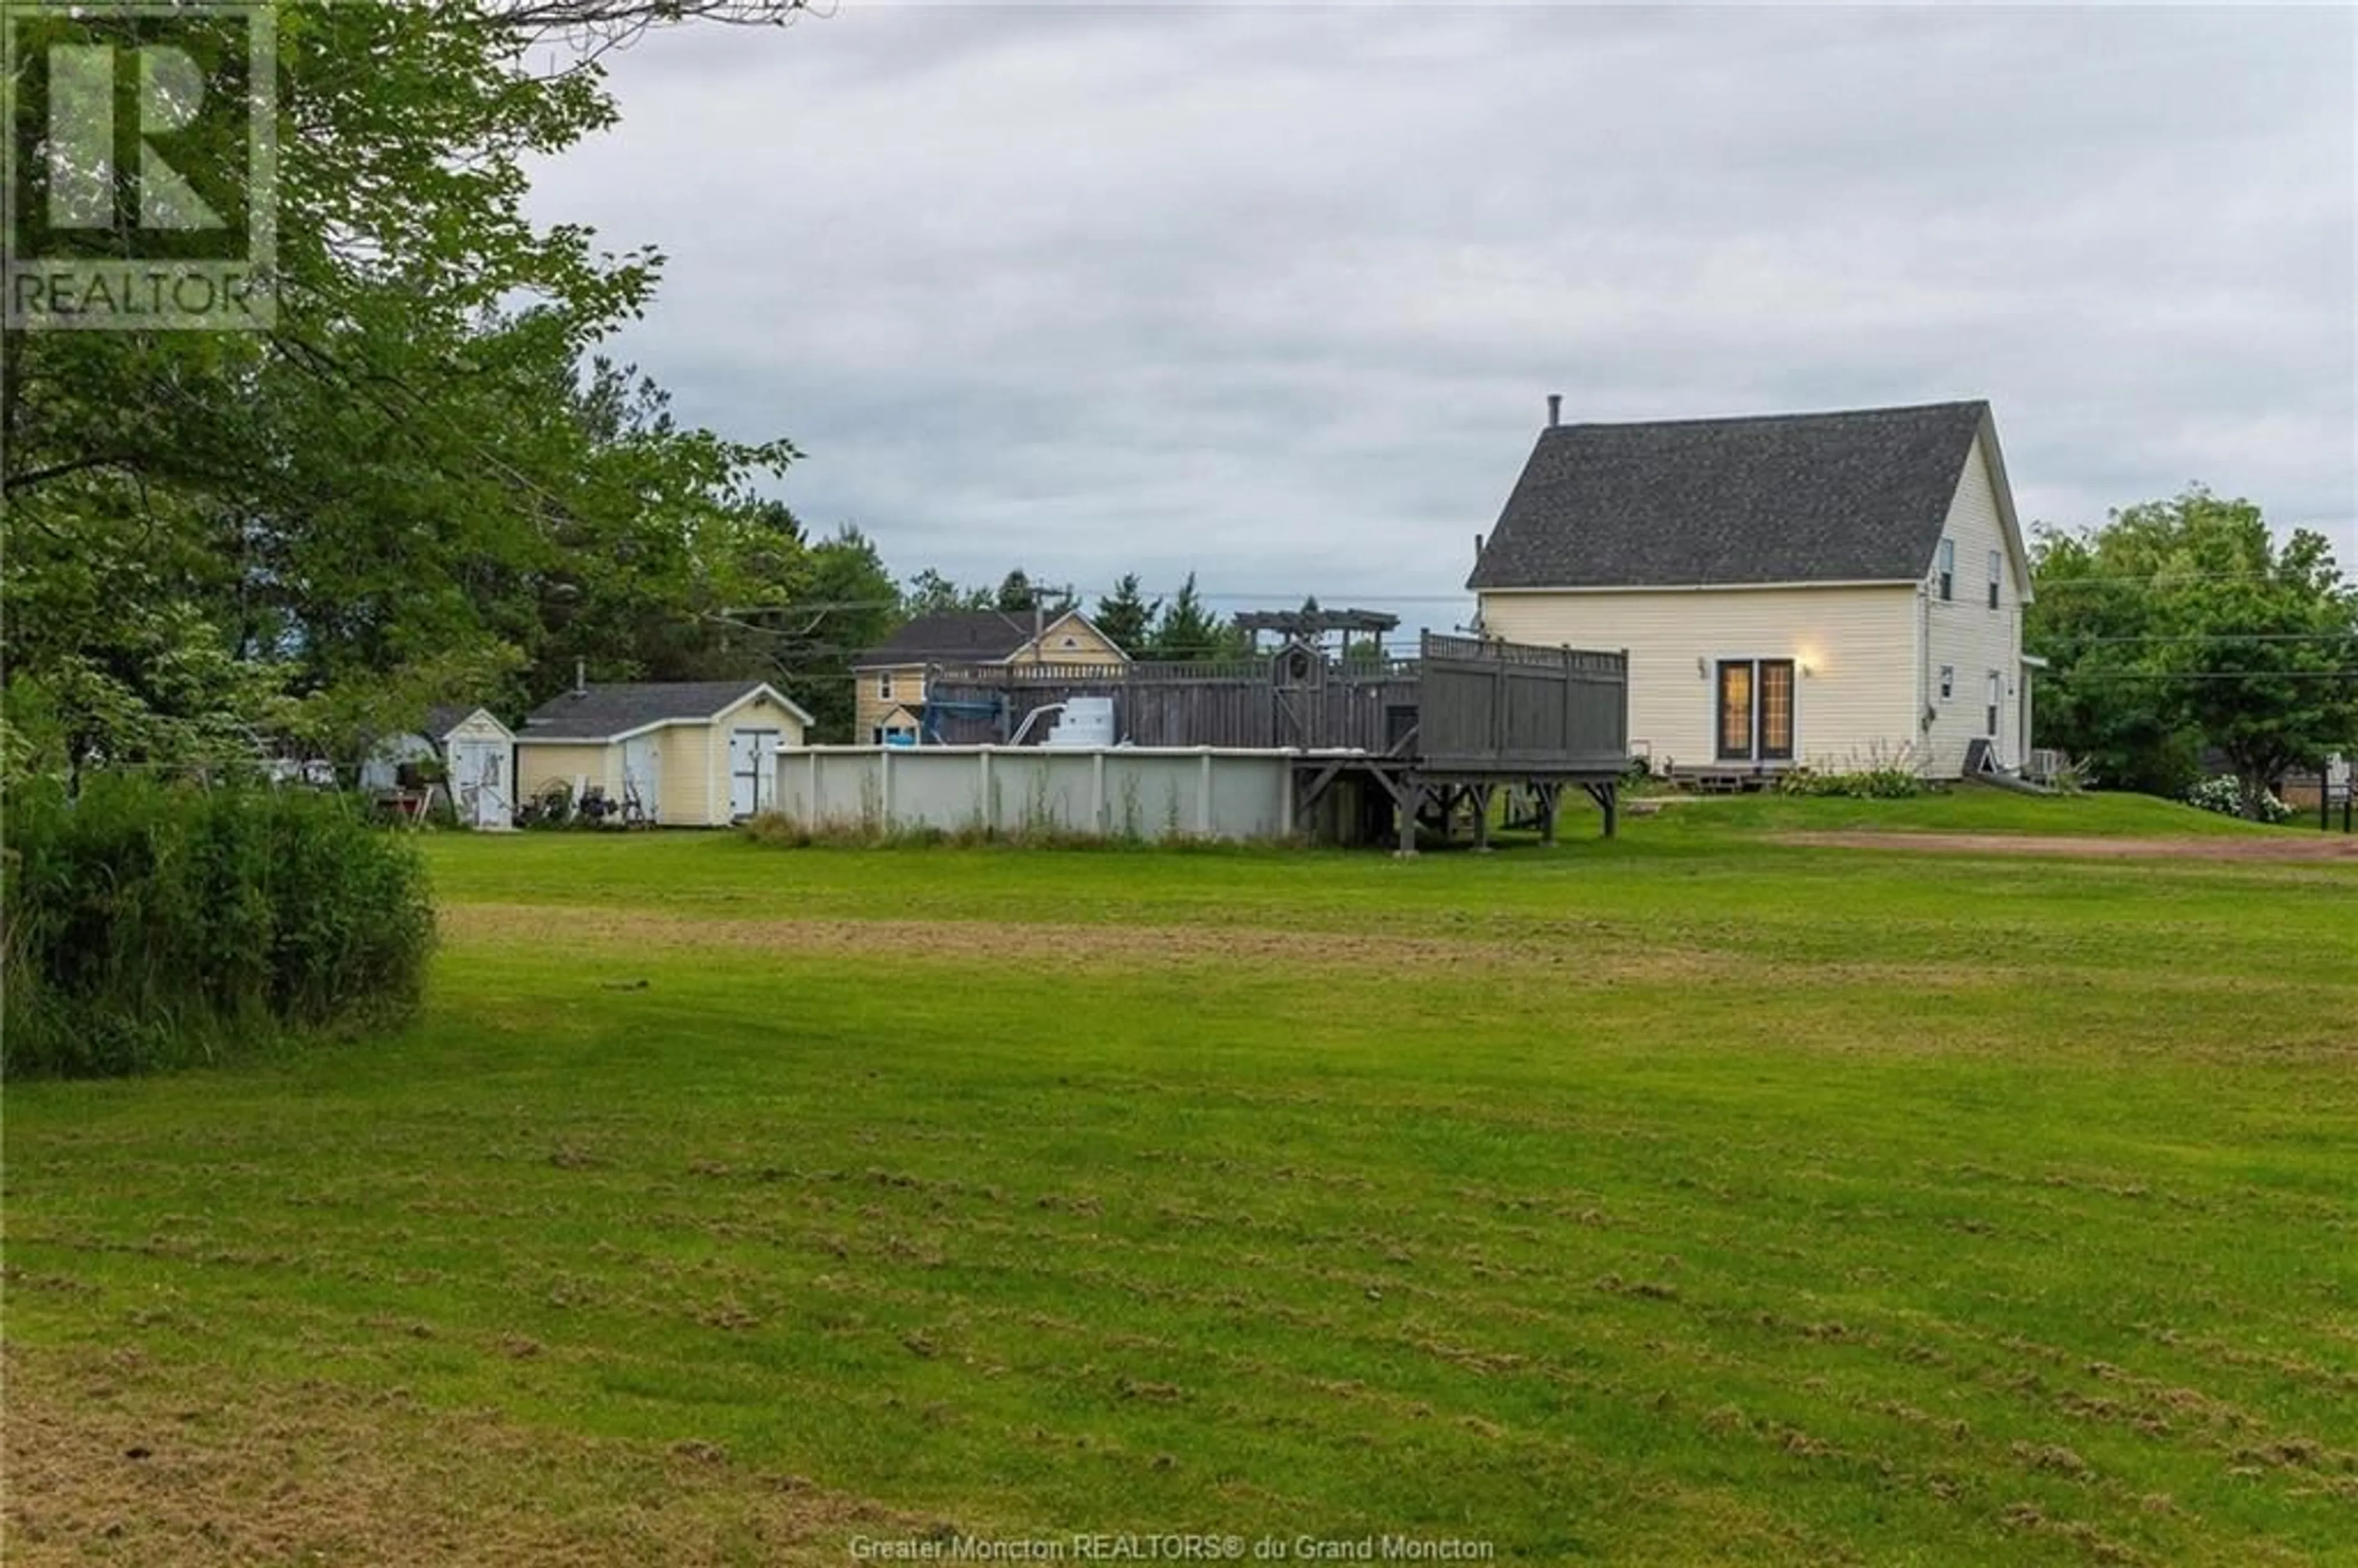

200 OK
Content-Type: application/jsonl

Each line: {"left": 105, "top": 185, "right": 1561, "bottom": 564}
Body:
{"left": 921, "top": 634, "right": 1626, "bottom": 776}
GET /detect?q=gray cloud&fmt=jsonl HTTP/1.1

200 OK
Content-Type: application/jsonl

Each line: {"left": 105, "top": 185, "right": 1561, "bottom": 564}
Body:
{"left": 527, "top": 2, "right": 2357, "bottom": 626}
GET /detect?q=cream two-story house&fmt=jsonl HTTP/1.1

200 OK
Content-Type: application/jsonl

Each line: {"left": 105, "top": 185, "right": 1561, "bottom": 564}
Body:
{"left": 1469, "top": 399, "right": 2037, "bottom": 780}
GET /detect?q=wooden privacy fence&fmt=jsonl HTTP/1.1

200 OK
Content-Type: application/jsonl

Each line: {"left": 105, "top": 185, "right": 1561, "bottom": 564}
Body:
{"left": 1414, "top": 634, "right": 1629, "bottom": 776}
{"left": 922, "top": 654, "right": 1418, "bottom": 753}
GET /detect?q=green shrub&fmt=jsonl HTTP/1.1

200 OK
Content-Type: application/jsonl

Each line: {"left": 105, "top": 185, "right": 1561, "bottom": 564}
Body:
{"left": 2, "top": 775, "right": 435, "bottom": 1077}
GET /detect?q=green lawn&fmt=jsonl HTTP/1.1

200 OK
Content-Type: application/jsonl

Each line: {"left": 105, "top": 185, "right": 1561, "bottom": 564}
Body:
{"left": 7, "top": 797, "right": 2356, "bottom": 1565}
{"left": 1622, "top": 782, "right": 2288, "bottom": 839}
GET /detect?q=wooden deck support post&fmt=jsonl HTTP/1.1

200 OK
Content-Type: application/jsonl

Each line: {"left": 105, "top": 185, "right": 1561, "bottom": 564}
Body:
{"left": 1584, "top": 780, "right": 1619, "bottom": 839}
{"left": 1538, "top": 782, "right": 1561, "bottom": 845}
{"left": 1397, "top": 782, "right": 1419, "bottom": 858}
{"left": 1472, "top": 783, "right": 1495, "bottom": 851}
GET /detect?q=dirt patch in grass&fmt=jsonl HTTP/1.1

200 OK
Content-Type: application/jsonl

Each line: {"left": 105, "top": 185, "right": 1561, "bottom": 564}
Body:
{"left": 1775, "top": 831, "right": 2358, "bottom": 863}
{"left": 442, "top": 902, "right": 1982, "bottom": 993}
{"left": 1, "top": 1345, "right": 919, "bottom": 1567}
{"left": 445, "top": 901, "right": 1675, "bottom": 971}
{"left": 438, "top": 906, "right": 2346, "bottom": 1023}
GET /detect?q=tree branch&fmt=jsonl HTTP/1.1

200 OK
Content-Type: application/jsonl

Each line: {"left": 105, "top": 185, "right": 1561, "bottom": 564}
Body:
{"left": 482, "top": 0, "right": 824, "bottom": 66}
{"left": 3, "top": 452, "right": 142, "bottom": 496}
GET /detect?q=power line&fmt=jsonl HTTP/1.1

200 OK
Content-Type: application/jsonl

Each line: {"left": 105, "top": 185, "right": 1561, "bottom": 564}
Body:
{"left": 2032, "top": 571, "right": 2338, "bottom": 589}
{"left": 2057, "top": 632, "right": 2358, "bottom": 645}
{"left": 2044, "top": 669, "right": 2358, "bottom": 681}
{"left": 719, "top": 573, "right": 2356, "bottom": 613}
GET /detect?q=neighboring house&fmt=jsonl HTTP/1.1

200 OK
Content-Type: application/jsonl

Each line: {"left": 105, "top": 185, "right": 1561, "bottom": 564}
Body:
{"left": 2287, "top": 754, "right": 2352, "bottom": 812}
{"left": 851, "top": 610, "right": 1130, "bottom": 744}
{"left": 2205, "top": 747, "right": 2350, "bottom": 810}
{"left": 359, "top": 705, "right": 518, "bottom": 828}
{"left": 515, "top": 680, "right": 814, "bottom": 825}
{"left": 1469, "top": 399, "right": 2036, "bottom": 780}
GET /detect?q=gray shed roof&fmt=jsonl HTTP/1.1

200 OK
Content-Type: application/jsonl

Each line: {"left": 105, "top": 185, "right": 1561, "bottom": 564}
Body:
{"left": 1468, "top": 401, "right": 1991, "bottom": 591}
{"left": 419, "top": 704, "right": 516, "bottom": 742}
{"left": 520, "top": 681, "right": 800, "bottom": 742}
{"left": 421, "top": 704, "right": 474, "bottom": 740}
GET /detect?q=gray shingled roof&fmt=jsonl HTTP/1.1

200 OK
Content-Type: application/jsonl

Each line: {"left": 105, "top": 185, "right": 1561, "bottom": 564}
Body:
{"left": 421, "top": 704, "right": 475, "bottom": 740}
{"left": 519, "top": 681, "right": 777, "bottom": 741}
{"left": 1468, "top": 401, "right": 1990, "bottom": 591}
{"left": 855, "top": 610, "right": 1053, "bottom": 668}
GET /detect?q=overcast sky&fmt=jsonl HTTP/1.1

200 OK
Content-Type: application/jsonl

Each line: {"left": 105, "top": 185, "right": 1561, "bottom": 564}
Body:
{"left": 528, "top": 3, "right": 2357, "bottom": 633}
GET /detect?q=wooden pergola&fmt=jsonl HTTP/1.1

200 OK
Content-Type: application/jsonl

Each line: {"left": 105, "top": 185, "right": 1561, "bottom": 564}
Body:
{"left": 1232, "top": 608, "right": 1401, "bottom": 661}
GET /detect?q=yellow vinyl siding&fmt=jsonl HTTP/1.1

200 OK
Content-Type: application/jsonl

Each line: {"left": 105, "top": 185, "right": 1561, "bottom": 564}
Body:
{"left": 712, "top": 694, "right": 806, "bottom": 823}
{"left": 656, "top": 725, "right": 709, "bottom": 826}
{"left": 854, "top": 666, "right": 924, "bottom": 743}
{"left": 1923, "top": 432, "right": 2028, "bottom": 774}
{"left": 723, "top": 693, "right": 807, "bottom": 747}
{"left": 1014, "top": 613, "right": 1127, "bottom": 667}
{"left": 1477, "top": 585, "right": 1920, "bottom": 774}
{"left": 513, "top": 741, "right": 616, "bottom": 804}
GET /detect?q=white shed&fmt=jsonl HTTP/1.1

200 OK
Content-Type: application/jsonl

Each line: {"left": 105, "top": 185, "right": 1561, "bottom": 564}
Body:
{"left": 360, "top": 705, "right": 518, "bottom": 828}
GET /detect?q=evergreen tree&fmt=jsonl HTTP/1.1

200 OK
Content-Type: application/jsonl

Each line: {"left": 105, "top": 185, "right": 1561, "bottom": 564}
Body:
{"left": 1146, "top": 574, "right": 1242, "bottom": 662}
{"left": 1092, "top": 574, "right": 1160, "bottom": 656}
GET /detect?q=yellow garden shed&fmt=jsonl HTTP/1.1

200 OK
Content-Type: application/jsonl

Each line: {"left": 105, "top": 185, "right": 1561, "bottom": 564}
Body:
{"left": 514, "top": 679, "right": 813, "bottom": 826}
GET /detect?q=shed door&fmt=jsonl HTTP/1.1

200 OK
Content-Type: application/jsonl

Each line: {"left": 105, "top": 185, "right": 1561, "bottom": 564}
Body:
{"left": 447, "top": 740, "right": 512, "bottom": 829}
{"left": 622, "top": 735, "right": 662, "bottom": 823}
{"left": 729, "top": 729, "right": 779, "bottom": 818}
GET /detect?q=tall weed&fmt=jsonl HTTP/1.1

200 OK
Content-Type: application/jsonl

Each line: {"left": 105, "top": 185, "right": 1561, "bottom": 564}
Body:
{"left": 2, "top": 776, "right": 435, "bottom": 1076}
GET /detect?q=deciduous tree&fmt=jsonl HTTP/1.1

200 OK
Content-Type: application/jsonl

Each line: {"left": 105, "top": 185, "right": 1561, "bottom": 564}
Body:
{"left": 1, "top": 4, "right": 798, "bottom": 779}
{"left": 2028, "top": 490, "right": 2358, "bottom": 812}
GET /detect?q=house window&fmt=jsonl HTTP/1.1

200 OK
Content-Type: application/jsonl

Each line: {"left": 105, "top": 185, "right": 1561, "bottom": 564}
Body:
{"left": 1937, "top": 538, "right": 1955, "bottom": 602}
{"left": 1988, "top": 549, "right": 2002, "bottom": 610}
{"left": 1986, "top": 671, "right": 2002, "bottom": 738}
{"left": 1060, "top": 635, "right": 1078, "bottom": 650}
{"left": 877, "top": 672, "right": 895, "bottom": 702}
{"left": 1716, "top": 659, "right": 1796, "bottom": 764}
{"left": 1939, "top": 666, "right": 1955, "bottom": 702}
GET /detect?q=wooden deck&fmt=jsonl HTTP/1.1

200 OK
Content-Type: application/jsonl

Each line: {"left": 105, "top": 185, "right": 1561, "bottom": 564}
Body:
{"left": 1660, "top": 764, "right": 1792, "bottom": 794}
{"left": 921, "top": 633, "right": 1630, "bottom": 850}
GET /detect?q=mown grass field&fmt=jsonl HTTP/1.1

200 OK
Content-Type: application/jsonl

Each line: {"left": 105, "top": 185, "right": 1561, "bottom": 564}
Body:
{"left": 7, "top": 791, "right": 2356, "bottom": 1565}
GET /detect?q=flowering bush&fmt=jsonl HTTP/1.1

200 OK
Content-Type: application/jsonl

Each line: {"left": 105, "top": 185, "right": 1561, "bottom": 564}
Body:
{"left": 1777, "top": 766, "right": 1923, "bottom": 799}
{"left": 2185, "top": 775, "right": 2291, "bottom": 823}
